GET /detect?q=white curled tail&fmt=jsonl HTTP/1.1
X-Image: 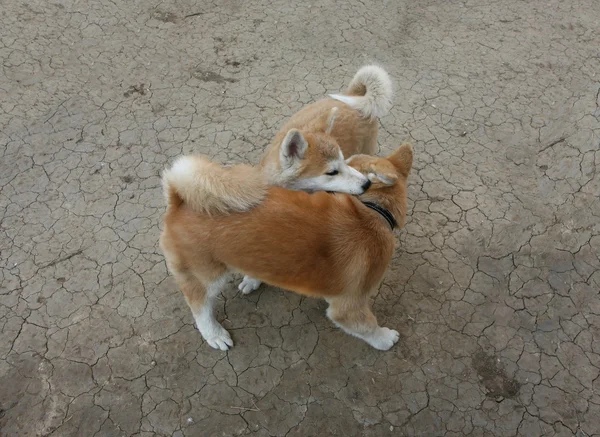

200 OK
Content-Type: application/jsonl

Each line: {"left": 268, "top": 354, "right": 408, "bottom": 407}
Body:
{"left": 330, "top": 65, "right": 393, "bottom": 118}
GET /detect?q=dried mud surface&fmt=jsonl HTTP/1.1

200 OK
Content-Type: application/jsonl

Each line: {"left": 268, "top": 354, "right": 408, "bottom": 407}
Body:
{"left": 1, "top": 0, "right": 599, "bottom": 435}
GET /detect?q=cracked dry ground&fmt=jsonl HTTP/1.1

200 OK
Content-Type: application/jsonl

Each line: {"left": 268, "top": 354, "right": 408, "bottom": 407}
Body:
{"left": 1, "top": 0, "right": 599, "bottom": 436}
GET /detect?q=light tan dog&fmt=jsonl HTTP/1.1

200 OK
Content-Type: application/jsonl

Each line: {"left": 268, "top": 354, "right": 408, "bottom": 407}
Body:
{"left": 260, "top": 65, "right": 393, "bottom": 191}
{"left": 239, "top": 65, "right": 394, "bottom": 293}
{"left": 159, "top": 144, "right": 413, "bottom": 351}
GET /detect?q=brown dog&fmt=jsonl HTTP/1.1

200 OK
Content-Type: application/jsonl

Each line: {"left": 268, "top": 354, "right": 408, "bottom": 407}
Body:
{"left": 260, "top": 65, "right": 393, "bottom": 190}
{"left": 159, "top": 144, "right": 413, "bottom": 351}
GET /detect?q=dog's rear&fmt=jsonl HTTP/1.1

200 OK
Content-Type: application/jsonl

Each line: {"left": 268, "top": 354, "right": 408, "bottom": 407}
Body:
{"left": 161, "top": 157, "right": 268, "bottom": 351}
{"left": 330, "top": 65, "right": 393, "bottom": 119}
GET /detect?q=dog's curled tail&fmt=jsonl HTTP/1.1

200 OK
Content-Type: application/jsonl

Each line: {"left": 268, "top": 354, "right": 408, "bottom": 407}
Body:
{"left": 162, "top": 156, "right": 267, "bottom": 215}
{"left": 330, "top": 65, "right": 393, "bottom": 119}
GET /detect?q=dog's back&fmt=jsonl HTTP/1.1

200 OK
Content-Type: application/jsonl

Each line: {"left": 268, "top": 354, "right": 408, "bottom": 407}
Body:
{"left": 272, "top": 98, "right": 379, "bottom": 158}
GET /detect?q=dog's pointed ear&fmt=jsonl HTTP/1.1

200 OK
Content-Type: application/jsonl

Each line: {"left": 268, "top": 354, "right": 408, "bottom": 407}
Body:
{"left": 368, "top": 171, "right": 398, "bottom": 186}
{"left": 280, "top": 129, "right": 308, "bottom": 166}
{"left": 325, "top": 107, "right": 339, "bottom": 134}
{"left": 387, "top": 143, "right": 413, "bottom": 178}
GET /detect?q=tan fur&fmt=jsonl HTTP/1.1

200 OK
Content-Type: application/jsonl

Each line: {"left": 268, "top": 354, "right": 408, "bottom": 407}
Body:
{"left": 163, "top": 155, "right": 267, "bottom": 215}
{"left": 263, "top": 129, "right": 343, "bottom": 187}
{"left": 160, "top": 144, "right": 413, "bottom": 351}
{"left": 261, "top": 100, "right": 379, "bottom": 182}
{"left": 260, "top": 65, "right": 393, "bottom": 187}
{"left": 347, "top": 145, "right": 413, "bottom": 228}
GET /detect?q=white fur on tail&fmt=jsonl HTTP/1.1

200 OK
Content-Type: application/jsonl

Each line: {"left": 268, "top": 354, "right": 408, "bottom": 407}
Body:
{"left": 330, "top": 65, "right": 393, "bottom": 118}
{"left": 163, "top": 156, "right": 266, "bottom": 215}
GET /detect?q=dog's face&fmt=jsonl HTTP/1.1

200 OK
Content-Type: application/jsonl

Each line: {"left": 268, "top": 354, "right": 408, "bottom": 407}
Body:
{"left": 345, "top": 144, "right": 413, "bottom": 191}
{"left": 346, "top": 144, "right": 413, "bottom": 227}
{"left": 279, "top": 129, "right": 370, "bottom": 195}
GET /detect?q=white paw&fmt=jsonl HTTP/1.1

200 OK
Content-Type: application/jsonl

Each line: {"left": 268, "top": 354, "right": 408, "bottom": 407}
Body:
{"left": 203, "top": 326, "right": 234, "bottom": 351}
{"left": 238, "top": 276, "right": 262, "bottom": 295}
{"left": 196, "top": 320, "right": 233, "bottom": 351}
{"left": 368, "top": 327, "right": 400, "bottom": 351}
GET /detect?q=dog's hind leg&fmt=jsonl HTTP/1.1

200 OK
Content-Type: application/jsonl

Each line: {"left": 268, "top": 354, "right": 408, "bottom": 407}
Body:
{"left": 326, "top": 296, "right": 399, "bottom": 351}
{"left": 238, "top": 275, "right": 262, "bottom": 294}
{"left": 175, "top": 269, "right": 234, "bottom": 350}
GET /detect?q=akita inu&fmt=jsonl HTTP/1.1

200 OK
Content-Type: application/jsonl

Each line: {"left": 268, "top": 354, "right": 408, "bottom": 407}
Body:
{"left": 160, "top": 144, "right": 413, "bottom": 351}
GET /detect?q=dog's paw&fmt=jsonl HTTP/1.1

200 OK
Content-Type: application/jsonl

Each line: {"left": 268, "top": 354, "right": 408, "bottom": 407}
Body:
{"left": 368, "top": 327, "right": 400, "bottom": 351}
{"left": 203, "top": 326, "right": 234, "bottom": 351}
{"left": 238, "top": 276, "right": 262, "bottom": 294}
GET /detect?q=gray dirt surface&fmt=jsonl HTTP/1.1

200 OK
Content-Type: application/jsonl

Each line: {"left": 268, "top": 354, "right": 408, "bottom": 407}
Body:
{"left": 1, "top": 0, "right": 599, "bottom": 435}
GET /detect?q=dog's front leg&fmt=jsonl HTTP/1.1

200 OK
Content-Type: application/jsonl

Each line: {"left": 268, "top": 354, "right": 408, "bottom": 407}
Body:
{"left": 326, "top": 296, "right": 400, "bottom": 350}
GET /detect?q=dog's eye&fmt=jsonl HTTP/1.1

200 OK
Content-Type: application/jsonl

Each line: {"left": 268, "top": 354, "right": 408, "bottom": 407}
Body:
{"left": 326, "top": 170, "right": 339, "bottom": 176}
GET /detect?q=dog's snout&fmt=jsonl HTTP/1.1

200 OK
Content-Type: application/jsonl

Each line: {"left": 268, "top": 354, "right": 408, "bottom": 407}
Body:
{"left": 361, "top": 179, "right": 372, "bottom": 191}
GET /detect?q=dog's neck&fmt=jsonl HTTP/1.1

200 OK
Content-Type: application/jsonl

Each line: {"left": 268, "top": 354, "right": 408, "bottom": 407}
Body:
{"left": 358, "top": 185, "right": 406, "bottom": 230}
{"left": 362, "top": 201, "right": 397, "bottom": 230}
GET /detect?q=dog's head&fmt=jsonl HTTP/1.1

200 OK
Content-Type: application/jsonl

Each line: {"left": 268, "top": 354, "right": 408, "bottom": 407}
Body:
{"left": 276, "top": 108, "right": 370, "bottom": 194}
{"left": 278, "top": 128, "right": 370, "bottom": 195}
{"left": 345, "top": 144, "right": 413, "bottom": 226}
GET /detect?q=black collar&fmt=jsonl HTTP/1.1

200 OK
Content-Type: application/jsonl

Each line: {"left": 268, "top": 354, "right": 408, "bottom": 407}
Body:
{"left": 362, "top": 201, "right": 397, "bottom": 230}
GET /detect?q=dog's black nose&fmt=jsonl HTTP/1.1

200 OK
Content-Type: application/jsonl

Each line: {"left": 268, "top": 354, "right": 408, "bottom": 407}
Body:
{"left": 361, "top": 180, "right": 372, "bottom": 191}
